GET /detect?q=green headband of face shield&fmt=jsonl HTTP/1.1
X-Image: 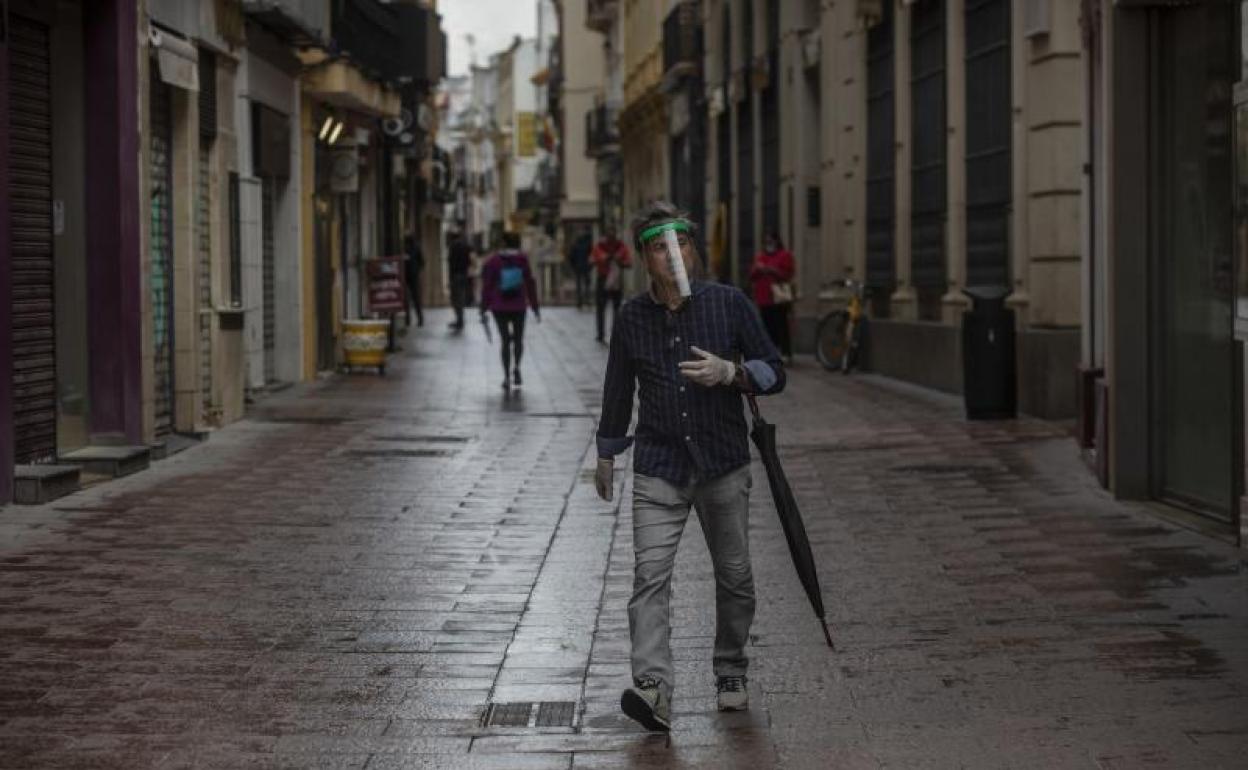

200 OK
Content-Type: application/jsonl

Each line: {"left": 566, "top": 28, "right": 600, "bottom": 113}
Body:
{"left": 638, "top": 220, "right": 691, "bottom": 246}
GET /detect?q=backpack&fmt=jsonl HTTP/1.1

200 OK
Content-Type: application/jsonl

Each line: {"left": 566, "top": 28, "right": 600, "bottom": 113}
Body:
{"left": 499, "top": 259, "right": 524, "bottom": 297}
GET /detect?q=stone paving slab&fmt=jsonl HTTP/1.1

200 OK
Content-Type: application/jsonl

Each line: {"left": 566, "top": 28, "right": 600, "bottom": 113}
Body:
{"left": 1, "top": 307, "right": 1247, "bottom": 768}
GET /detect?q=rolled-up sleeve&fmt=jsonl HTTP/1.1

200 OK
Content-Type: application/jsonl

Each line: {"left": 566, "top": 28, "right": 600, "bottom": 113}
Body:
{"left": 734, "top": 291, "right": 786, "bottom": 395}
{"left": 596, "top": 319, "right": 636, "bottom": 458}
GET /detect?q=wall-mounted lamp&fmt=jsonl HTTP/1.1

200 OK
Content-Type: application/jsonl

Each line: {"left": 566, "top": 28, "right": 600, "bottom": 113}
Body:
{"left": 318, "top": 113, "right": 346, "bottom": 145}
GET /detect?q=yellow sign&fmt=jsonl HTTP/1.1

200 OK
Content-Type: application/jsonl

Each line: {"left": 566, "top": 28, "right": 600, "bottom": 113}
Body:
{"left": 516, "top": 112, "right": 537, "bottom": 158}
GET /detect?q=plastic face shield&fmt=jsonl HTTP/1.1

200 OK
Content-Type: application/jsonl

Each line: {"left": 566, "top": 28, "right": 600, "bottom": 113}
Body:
{"left": 639, "top": 221, "right": 692, "bottom": 298}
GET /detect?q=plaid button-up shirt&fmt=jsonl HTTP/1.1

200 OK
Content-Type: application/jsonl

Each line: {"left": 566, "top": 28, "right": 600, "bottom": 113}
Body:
{"left": 596, "top": 280, "right": 786, "bottom": 486}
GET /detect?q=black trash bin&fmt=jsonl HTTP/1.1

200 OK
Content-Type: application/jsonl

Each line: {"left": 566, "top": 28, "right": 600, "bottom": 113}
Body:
{"left": 961, "top": 286, "right": 1016, "bottom": 420}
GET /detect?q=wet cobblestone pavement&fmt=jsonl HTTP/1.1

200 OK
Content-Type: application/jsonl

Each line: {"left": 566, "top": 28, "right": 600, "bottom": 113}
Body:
{"left": 2, "top": 307, "right": 1247, "bottom": 769}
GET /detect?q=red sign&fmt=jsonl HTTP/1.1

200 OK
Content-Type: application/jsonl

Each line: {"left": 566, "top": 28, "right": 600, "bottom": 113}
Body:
{"left": 366, "top": 256, "right": 407, "bottom": 314}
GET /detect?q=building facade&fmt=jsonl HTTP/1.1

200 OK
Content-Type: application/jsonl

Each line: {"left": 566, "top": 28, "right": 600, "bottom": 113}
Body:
{"left": 0, "top": 0, "right": 446, "bottom": 505}
{"left": 695, "top": 0, "right": 1083, "bottom": 419}
{"left": 1081, "top": 0, "right": 1246, "bottom": 542}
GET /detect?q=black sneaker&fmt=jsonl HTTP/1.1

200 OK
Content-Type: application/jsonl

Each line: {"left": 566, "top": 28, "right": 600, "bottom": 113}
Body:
{"left": 512, "top": 369, "right": 522, "bottom": 387}
{"left": 716, "top": 675, "right": 748, "bottom": 711}
{"left": 621, "top": 676, "right": 671, "bottom": 732}
{"left": 501, "top": 375, "right": 510, "bottom": 391}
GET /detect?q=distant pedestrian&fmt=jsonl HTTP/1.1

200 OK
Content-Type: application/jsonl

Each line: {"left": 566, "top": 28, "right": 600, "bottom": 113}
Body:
{"left": 594, "top": 200, "right": 786, "bottom": 732}
{"left": 749, "top": 231, "right": 795, "bottom": 362}
{"left": 447, "top": 231, "right": 473, "bottom": 330}
{"left": 568, "top": 229, "right": 594, "bottom": 310}
{"left": 591, "top": 224, "right": 632, "bottom": 343}
{"left": 403, "top": 232, "right": 424, "bottom": 328}
{"left": 480, "top": 231, "right": 541, "bottom": 391}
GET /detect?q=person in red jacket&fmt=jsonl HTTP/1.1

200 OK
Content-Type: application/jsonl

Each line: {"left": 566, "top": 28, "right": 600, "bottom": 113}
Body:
{"left": 590, "top": 224, "right": 633, "bottom": 343}
{"left": 748, "top": 231, "right": 796, "bottom": 361}
{"left": 480, "top": 231, "right": 541, "bottom": 391}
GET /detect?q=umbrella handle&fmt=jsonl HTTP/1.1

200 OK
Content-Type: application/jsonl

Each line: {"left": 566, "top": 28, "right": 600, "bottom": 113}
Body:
{"left": 821, "top": 619, "right": 835, "bottom": 650}
{"left": 746, "top": 393, "right": 762, "bottom": 421}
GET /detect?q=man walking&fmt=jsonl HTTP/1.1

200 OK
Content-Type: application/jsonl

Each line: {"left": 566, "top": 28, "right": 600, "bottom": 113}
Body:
{"left": 403, "top": 231, "right": 424, "bottom": 328}
{"left": 447, "top": 231, "right": 473, "bottom": 330}
{"left": 594, "top": 201, "right": 786, "bottom": 732}
{"left": 591, "top": 224, "right": 632, "bottom": 343}
{"left": 567, "top": 228, "right": 593, "bottom": 310}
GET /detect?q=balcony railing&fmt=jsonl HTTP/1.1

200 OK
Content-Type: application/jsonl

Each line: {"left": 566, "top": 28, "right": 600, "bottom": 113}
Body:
{"left": 662, "top": 1, "right": 702, "bottom": 92}
{"left": 332, "top": 0, "right": 446, "bottom": 85}
{"left": 586, "top": 0, "right": 619, "bottom": 33}
{"left": 585, "top": 102, "right": 619, "bottom": 159}
{"left": 241, "top": 0, "right": 329, "bottom": 46}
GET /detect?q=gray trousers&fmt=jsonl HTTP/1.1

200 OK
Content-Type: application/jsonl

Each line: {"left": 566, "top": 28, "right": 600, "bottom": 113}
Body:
{"left": 629, "top": 465, "right": 755, "bottom": 698}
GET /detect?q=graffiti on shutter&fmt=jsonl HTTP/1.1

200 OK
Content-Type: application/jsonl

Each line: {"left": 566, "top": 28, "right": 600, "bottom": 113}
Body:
{"left": 8, "top": 15, "right": 57, "bottom": 463}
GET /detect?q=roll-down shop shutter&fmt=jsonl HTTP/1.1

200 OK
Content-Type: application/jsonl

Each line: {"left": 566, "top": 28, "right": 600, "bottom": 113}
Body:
{"left": 150, "top": 72, "right": 175, "bottom": 438}
{"left": 8, "top": 15, "right": 57, "bottom": 464}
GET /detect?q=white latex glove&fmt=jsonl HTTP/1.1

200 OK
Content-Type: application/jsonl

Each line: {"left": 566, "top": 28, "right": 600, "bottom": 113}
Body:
{"left": 595, "top": 457, "right": 615, "bottom": 501}
{"left": 679, "top": 347, "right": 737, "bottom": 387}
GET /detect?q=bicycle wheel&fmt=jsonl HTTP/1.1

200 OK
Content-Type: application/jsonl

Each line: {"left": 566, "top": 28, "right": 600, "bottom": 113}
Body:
{"left": 842, "top": 316, "right": 867, "bottom": 374}
{"left": 815, "top": 311, "right": 850, "bottom": 372}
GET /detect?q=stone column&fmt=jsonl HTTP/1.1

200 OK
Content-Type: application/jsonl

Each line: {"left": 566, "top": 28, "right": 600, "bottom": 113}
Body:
{"left": 941, "top": 0, "right": 970, "bottom": 324}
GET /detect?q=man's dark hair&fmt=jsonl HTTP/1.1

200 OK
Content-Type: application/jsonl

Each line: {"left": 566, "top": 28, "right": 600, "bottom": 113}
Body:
{"left": 629, "top": 200, "right": 698, "bottom": 252}
{"left": 502, "top": 231, "right": 521, "bottom": 249}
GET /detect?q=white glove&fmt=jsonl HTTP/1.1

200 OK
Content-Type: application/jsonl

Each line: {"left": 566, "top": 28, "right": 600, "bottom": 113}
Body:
{"left": 679, "top": 346, "right": 737, "bottom": 387}
{"left": 595, "top": 457, "right": 615, "bottom": 501}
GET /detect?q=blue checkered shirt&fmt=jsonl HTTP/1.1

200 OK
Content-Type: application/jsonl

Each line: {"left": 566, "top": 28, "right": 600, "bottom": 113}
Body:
{"left": 596, "top": 280, "right": 786, "bottom": 486}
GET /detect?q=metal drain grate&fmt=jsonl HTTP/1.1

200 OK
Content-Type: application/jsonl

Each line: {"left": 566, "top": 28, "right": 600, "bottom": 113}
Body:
{"left": 255, "top": 415, "right": 351, "bottom": 425}
{"left": 481, "top": 701, "right": 577, "bottom": 728}
{"left": 535, "top": 701, "right": 576, "bottom": 727}
{"left": 344, "top": 449, "right": 457, "bottom": 458}
{"left": 889, "top": 463, "right": 997, "bottom": 475}
{"left": 372, "top": 435, "right": 474, "bottom": 443}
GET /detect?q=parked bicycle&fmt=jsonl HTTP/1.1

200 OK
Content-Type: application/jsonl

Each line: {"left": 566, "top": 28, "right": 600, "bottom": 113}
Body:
{"left": 814, "top": 279, "right": 868, "bottom": 374}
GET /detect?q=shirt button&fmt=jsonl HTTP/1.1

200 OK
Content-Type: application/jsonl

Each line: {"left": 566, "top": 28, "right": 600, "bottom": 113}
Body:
{"left": 679, "top": 386, "right": 686, "bottom": 393}
{"left": 685, "top": 436, "right": 691, "bottom": 441}
{"left": 675, "top": 336, "right": 681, "bottom": 342}
{"left": 682, "top": 412, "right": 688, "bottom": 418}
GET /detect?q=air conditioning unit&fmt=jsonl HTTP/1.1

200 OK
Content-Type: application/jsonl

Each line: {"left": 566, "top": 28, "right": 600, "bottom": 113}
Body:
{"left": 1023, "top": 0, "right": 1051, "bottom": 39}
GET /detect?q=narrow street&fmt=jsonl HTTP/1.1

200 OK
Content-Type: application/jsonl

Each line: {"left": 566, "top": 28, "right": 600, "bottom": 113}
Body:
{"left": 1, "top": 307, "right": 1246, "bottom": 769}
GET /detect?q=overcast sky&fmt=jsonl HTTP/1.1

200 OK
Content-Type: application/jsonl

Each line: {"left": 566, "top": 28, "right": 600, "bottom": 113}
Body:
{"left": 440, "top": 0, "right": 537, "bottom": 78}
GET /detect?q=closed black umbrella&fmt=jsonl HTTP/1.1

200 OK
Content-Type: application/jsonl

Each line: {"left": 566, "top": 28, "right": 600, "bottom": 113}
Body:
{"left": 747, "top": 395, "right": 834, "bottom": 649}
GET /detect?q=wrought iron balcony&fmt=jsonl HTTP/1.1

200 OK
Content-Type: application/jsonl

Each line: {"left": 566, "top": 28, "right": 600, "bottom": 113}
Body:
{"left": 585, "top": 102, "right": 619, "bottom": 159}
{"left": 662, "top": 1, "right": 702, "bottom": 92}
{"left": 331, "top": 0, "right": 446, "bottom": 86}
{"left": 586, "top": 0, "right": 619, "bottom": 33}
{"left": 241, "top": 0, "right": 330, "bottom": 46}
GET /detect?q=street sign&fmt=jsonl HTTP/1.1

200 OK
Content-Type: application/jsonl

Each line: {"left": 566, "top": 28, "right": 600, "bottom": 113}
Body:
{"left": 366, "top": 256, "right": 407, "bottom": 314}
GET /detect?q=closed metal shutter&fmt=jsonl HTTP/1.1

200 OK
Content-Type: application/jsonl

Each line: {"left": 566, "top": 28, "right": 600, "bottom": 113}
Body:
{"left": 198, "top": 144, "right": 213, "bottom": 418}
{"left": 261, "top": 177, "right": 276, "bottom": 383}
{"left": 150, "top": 73, "right": 175, "bottom": 438}
{"left": 965, "top": 0, "right": 1011, "bottom": 288}
{"left": 866, "top": 2, "right": 896, "bottom": 311}
{"left": 8, "top": 15, "right": 57, "bottom": 464}
{"left": 911, "top": 0, "right": 947, "bottom": 316}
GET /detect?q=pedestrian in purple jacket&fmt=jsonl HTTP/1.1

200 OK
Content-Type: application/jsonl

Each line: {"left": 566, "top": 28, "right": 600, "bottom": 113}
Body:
{"left": 479, "top": 231, "right": 541, "bottom": 391}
